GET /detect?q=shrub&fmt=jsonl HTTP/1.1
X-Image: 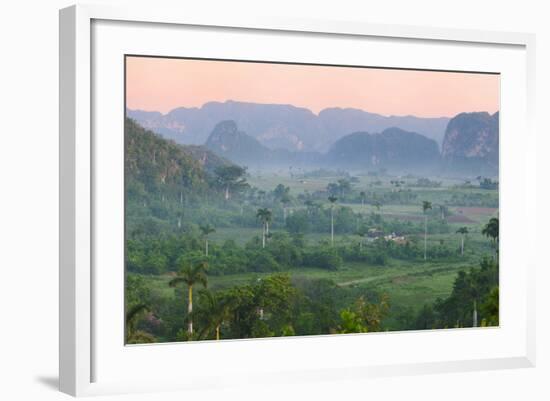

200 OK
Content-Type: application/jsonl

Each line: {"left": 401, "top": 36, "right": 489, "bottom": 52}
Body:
{"left": 303, "top": 247, "right": 343, "bottom": 271}
{"left": 247, "top": 251, "right": 281, "bottom": 273}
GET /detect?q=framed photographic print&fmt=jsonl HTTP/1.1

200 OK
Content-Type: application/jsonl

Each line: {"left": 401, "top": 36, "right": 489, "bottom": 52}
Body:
{"left": 59, "top": 4, "right": 536, "bottom": 397}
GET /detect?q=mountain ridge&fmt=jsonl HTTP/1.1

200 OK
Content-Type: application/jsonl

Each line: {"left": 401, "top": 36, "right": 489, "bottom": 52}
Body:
{"left": 204, "top": 120, "right": 443, "bottom": 173}
{"left": 325, "top": 127, "right": 440, "bottom": 172}
{"left": 127, "top": 100, "right": 451, "bottom": 152}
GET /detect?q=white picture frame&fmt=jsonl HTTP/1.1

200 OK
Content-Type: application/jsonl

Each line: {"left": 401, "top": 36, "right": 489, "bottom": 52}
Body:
{"left": 59, "top": 4, "right": 536, "bottom": 397}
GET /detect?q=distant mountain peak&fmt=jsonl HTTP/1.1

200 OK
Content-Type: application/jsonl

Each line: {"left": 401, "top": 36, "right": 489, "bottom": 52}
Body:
{"left": 325, "top": 127, "right": 440, "bottom": 172}
{"left": 205, "top": 120, "right": 269, "bottom": 164}
{"left": 441, "top": 111, "right": 499, "bottom": 175}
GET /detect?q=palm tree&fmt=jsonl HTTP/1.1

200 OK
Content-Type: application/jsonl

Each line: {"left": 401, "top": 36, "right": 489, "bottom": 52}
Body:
{"left": 125, "top": 304, "right": 155, "bottom": 344}
{"left": 328, "top": 196, "right": 338, "bottom": 246}
{"left": 373, "top": 200, "right": 382, "bottom": 215}
{"left": 422, "top": 201, "right": 432, "bottom": 260}
{"left": 176, "top": 211, "right": 183, "bottom": 230}
{"left": 356, "top": 228, "right": 367, "bottom": 252}
{"left": 280, "top": 193, "right": 291, "bottom": 224}
{"left": 482, "top": 217, "right": 499, "bottom": 258}
{"left": 337, "top": 179, "right": 351, "bottom": 199}
{"left": 359, "top": 191, "right": 366, "bottom": 208}
{"left": 199, "top": 224, "right": 216, "bottom": 256}
{"left": 473, "top": 299, "right": 478, "bottom": 327}
{"left": 169, "top": 262, "right": 208, "bottom": 337}
{"left": 196, "top": 290, "right": 231, "bottom": 340}
{"left": 456, "top": 226, "right": 468, "bottom": 256}
{"left": 256, "top": 208, "right": 272, "bottom": 249}
{"left": 468, "top": 276, "right": 480, "bottom": 328}
{"left": 438, "top": 204, "right": 448, "bottom": 221}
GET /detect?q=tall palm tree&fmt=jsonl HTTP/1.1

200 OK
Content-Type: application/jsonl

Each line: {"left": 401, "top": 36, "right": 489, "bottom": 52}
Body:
{"left": 280, "top": 193, "right": 291, "bottom": 224}
{"left": 482, "top": 217, "right": 499, "bottom": 258}
{"left": 328, "top": 196, "right": 338, "bottom": 246}
{"left": 473, "top": 299, "right": 478, "bottom": 327}
{"left": 196, "top": 290, "right": 231, "bottom": 341}
{"left": 356, "top": 228, "right": 367, "bottom": 252}
{"left": 422, "top": 201, "right": 432, "bottom": 260}
{"left": 468, "top": 276, "right": 480, "bottom": 328}
{"left": 199, "top": 224, "right": 216, "bottom": 256}
{"left": 256, "top": 208, "right": 272, "bottom": 249}
{"left": 337, "top": 179, "right": 351, "bottom": 199}
{"left": 456, "top": 226, "right": 469, "bottom": 256}
{"left": 176, "top": 211, "right": 184, "bottom": 230}
{"left": 438, "top": 204, "right": 448, "bottom": 221}
{"left": 359, "top": 191, "right": 366, "bottom": 209}
{"left": 169, "top": 262, "right": 208, "bottom": 337}
{"left": 374, "top": 200, "right": 382, "bottom": 215}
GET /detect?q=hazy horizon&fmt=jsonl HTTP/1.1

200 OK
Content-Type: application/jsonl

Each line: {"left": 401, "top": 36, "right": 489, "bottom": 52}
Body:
{"left": 127, "top": 98, "right": 500, "bottom": 120}
{"left": 126, "top": 56, "right": 500, "bottom": 118}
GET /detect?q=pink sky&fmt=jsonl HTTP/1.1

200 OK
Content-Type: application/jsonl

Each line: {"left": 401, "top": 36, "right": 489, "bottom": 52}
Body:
{"left": 126, "top": 56, "right": 499, "bottom": 118}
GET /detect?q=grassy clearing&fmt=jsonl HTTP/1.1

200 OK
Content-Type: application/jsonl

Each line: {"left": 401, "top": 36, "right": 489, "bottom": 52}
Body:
{"left": 133, "top": 255, "right": 475, "bottom": 315}
{"left": 373, "top": 266, "right": 463, "bottom": 307}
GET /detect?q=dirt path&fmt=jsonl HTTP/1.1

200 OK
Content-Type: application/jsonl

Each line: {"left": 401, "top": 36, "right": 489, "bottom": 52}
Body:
{"left": 336, "top": 264, "right": 464, "bottom": 287}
